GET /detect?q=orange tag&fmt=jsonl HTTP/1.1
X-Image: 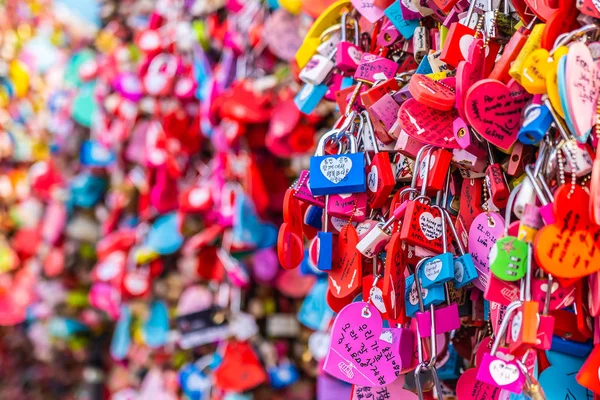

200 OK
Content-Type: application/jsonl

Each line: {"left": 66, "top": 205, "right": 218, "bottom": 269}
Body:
{"left": 534, "top": 186, "right": 600, "bottom": 278}
{"left": 382, "top": 233, "right": 408, "bottom": 323}
{"left": 329, "top": 225, "right": 362, "bottom": 298}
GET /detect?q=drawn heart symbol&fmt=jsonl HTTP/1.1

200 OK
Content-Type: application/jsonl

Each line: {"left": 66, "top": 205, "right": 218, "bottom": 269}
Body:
{"left": 419, "top": 212, "right": 443, "bottom": 240}
{"left": 565, "top": 42, "right": 600, "bottom": 142}
{"left": 489, "top": 360, "right": 520, "bottom": 385}
{"left": 320, "top": 156, "right": 353, "bottom": 184}
{"left": 367, "top": 165, "right": 378, "bottom": 192}
{"left": 397, "top": 99, "right": 460, "bottom": 149}
{"left": 465, "top": 79, "right": 532, "bottom": 151}
{"left": 423, "top": 258, "right": 443, "bottom": 281}
{"left": 323, "top": 302, "right": 402, "bottom": 387}
{"left": 534, "top": 186, "right": 600, "bottom": 278}
{"left": 456, "top": 38, "right": 485, "bottom": 119}
{"left": 495, "top": 351, "right": 516, "bottom": 362}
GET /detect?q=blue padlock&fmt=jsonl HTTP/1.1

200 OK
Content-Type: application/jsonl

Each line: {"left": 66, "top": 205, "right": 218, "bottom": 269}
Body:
{"left": 295, "top": 83, "right": 328, "bottom": 114}
{"left": 304, "top": 205, "right": 323, "bottom": 230}
{"left": 419, "top": 205, "right": 455, "bottom": 288}
{"left": 518, "top": 103, "right": 553, "bottom": 145}
{"left": 551, "top": 336, "right": 593, "bottom": 358}
{"left": 309, "top": 130, "right": 366, "bottom": 196}
{"left": 268, "top": 361, "right": 300, "bottom": 389}
{"left": 316, "top": 198, "right": 333, "bottom": 271}
{"left": 405, "top": 274, "right": 445, "bottom": 317}
{"left": 384, "top": 1, "right": 420, "bottom": 39}
{"left": 440, "top": 207, "right": 478, "bottom": 288}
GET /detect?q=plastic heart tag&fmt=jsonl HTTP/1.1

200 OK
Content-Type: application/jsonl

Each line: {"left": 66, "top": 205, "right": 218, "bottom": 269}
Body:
{"left": 465, "top": 79, "right": 533, "bottom": 151}
{"left": 456, "top": 38, "right": 486, "bottom": 119}
{"left": 565, "top": 42, "right": 600, "bottom": 142}
{"left": 398, "top": 98, "right": 461, "bottom": 149}
{"left": 468, "top": 212, "right": 506, "bottom": 291}
{"left": 329, "top": 225, "right": 362, "bottom": 299}
{"left": 535, "top": 186, "right": 600, "bottom": 278}
{"left": 323, "top": 302, "right": 402, "bottom": 387}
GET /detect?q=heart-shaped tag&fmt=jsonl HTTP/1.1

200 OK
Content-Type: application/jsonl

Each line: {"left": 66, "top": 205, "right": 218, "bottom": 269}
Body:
{"left": 456, "top": 38, "right": 485, "bottom": 119}
{"left": 520, "top": 49, "right": 550, "bottom": 95}
{"left": 565, "top": 42, "right": 600, "bottom": 142}
{"left": 468, "top": 212, "right": 506, "bottom": 291}
{"left": 382, "top": 233, "right": 407, "bottom": 322}
{"left": 456, "top": 368, "right": 502, "bottom": 400}
{"left": 320, "top": 156, "right": 353, "bottom": 184}
{"left": 214, "top": 341, "right": 267, "bottom": 392}
{"left": 465, "top": 79, "right": 532, "bottom": 151}
{"left": 535, "top": 186, "right": 600, "bottom": 278}
{"left": 329, "top": 225, "right": 362, "bottom": 299}
{"left": 408, "top": 74, "right": 456, "bottom": 111}
{"left": 323, "top": 302, "right": 402, "bottom": 387}
{"left": 398, "top": 99, "right": 460, "bottom": 149}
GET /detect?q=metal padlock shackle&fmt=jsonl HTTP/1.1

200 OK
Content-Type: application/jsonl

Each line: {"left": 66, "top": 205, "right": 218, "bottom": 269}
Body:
{"left": 517, "top": 359, "right": 547, "bottom": 400}
{"left": 489, "top": 300, "right": 524, "bottom": 355}
{"left": 319, "top": 23, "right": 343, "bottom": 42}
{"left": 340, "top": 12, "right": 360, "bottom": 45}
{"left": 502, "top": 182, "right": 523, "bottom": 236}
{"left": 413, "top": 360, "right": 444, "bottom": 400}
{"left": 551, "top": 24, "right": 599, "bottom": 55}
{"left": 410, "top": 145, "right": 434, "bottom": 192}
{"left": 517, "top": 243, "right": 533, "bottom": 302}
{"left": 439, "top": 207, "right": 467, "bottom": 256}
{"left": 432, "top": 204, "right": 449, "bottom": 255}
{"left": 525, "top": 164, "right": 553, "bottom": 207}
{"left": 543, "top": 98, "right": 574, "bottom": 143}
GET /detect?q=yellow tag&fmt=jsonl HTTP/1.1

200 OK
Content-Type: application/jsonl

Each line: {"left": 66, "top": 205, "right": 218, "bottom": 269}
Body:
{"left": 9, "top": 60, "right": 30, "bottom": 98}
{"left": 439, "top": 25, "right": 448, "bottom": 48}
{"left": 520, "top": 49, "right": 549, "bottom": 94}
{"left": 426, "top": 71, "right": 448, "bottom": 80}
{"left": 509, "top": 24, "right": 545, "bottom": 84}
{"left": 547, "top": 46, "right": 569, "bottom": 119}
{"left": 295, "top": 0, "right": 351, "bottom": 68}
{"left": 280, "top": 0, "right": 302, "bottom": 14}
{"left": 518, "top": 225, "right": 538, "bottom": 243}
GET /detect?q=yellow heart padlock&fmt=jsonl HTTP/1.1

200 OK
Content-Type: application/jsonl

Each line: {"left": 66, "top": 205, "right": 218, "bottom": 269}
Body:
{"left": 509, "top": 23, "right": 545, "bottom": 85}
{"left": 9, "top": 60, "right": 30, "bottom": 98}
{"left": 546, "top": 46, "right": 569, "bottom": 119}
{"left": 295, "top": 0, "right": 351, "bottom": 69}
{"left": 520, "top": 48, "right": 549, "bottom": 94}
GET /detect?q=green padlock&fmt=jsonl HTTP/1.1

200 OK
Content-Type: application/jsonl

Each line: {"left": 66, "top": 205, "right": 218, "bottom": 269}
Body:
{"left": 489, "top": 184, "right": 528, "bottom": 281}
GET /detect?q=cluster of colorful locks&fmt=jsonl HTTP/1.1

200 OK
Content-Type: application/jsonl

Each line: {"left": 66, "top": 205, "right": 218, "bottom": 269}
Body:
{"left": 279, "top": 0, "right": 600, "bottom": 398}
{"left": 3, "top": 0, "right": 600, "bottom": 398}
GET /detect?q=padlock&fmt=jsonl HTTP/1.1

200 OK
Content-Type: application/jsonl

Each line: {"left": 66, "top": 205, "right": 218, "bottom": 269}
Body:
{"left": 362, "top": 111, "right": 396, "bottom": 209}
{"left": 441, "top": 207, "right": 478, "bottom": 288}
{"left": 518, "top": 103, "right": 554, "bottom": 145}
{"left": 294, "top": 83, "right": 329, "bottom": 114}
{"left": 415, "top": 148, "right": 453, "bottom": 195}
{"left": 485, "top": 143, "right": 510, "bottom": 209}
{"left": 335, "top": 14, "right": 363, "bottom": 73}
{"left": 354, "top": 53, "right": 399, "bottom": 84}
{"left": 439, "top": 0, "right": 477, "bottom": 68}
{"left": 489, "top": 184, "right": 529, "bottom": 281}
{"left": 317, "top": 197, "right": 333, "bottom": 272}
{"left": 524, "top": 163, "right": 554, "bottom": 227}
{"left": 383, "top": 3, "right": 420, "bottom": 40}
{"left": 508, "top": 23, "right": 545, "bottom": 85}
{"left": 534, "top": 275, "right": 556, "bottom": 350}
{"left": 316, "top": 24, "right": 342, "bottom": 56}
{"left": 405, "top": 272, "right": 446, "bottom": 318}
{"left": 414, "top": 257, "right": 461, "bottom": 337}
{"left": 419, "top": 205, "right": 455, "bottom": 288}
{"left": 519, "top": 360, "right": 547, "bottom": 400}
{"left": 508, "top": 244, "right": 539, "bottom": 356}
{"left": 489, "top": 19, "right": 538, "bottom": 83}
{"left": 412, "top": 26, "right": 431, "bottom": 63}
{"left": 360, "top": 77, "right": 401, "bottom": 109}
{"left": 477, "top": 300, "right": 527, "bottom": 393}
{"left": 327, "top": 192, "right": 367, "bottom": 222}
{"left": 356, "top": 189, "right": 415, "bottom": 257}
{"left": 299, "top": 49, "right": 336, "bottom": 86}
{"left": 453, "top": 118, "right": 487, "bottom": 159}
{"left": 309, "top": 128, "right": 366, "bottom": 196}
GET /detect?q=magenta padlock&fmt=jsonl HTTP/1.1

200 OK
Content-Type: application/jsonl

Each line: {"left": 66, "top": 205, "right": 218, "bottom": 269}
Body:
{"left": 477, "top": 301, "right": 527, "bottom": 393}
{"left": 524, "top": 164, "right": 554, "bottom": 225}
{"left": 354, "top": 53, "right": 399, "bottom": 84}
{"left": 377, "top": 20, "right": 401, "bottom": 47}
{"left": 174, "top": 74, "right": 197, "bottom": 100}
{"left": 114, "top": 72, "right": 144, "bottom": 102}
{"left": 533, "top": 275, "right": 556, "bottom": 350}
{"left": 324, "top": 74, "right": 344, "bottom": 101}
{"left": 336, "top": 13, "right": 363, "bottom": 73}
{"left": 413, "top": 258, "right": 460, "bottom": 337}
{"left": 453, "top": 117, "right": 486, "bottom": 158}
{"left": 369, "top": 93, "right": 400, "bottom": 132}
{"left": 531, "top": 272, "right": 575, "bottom": 311}
{"left": 484, "top": 270, "right": 520, "bottom": 306}
{"left": 327, "top": 192, "right": 367, "bottom": 222}
{"left": 150, "top": 166, "right": 179, "bottom": 214}
{"left": 292, "top": 170, "right": 325, "bottom": 207}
